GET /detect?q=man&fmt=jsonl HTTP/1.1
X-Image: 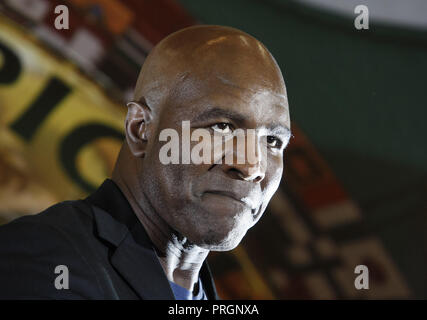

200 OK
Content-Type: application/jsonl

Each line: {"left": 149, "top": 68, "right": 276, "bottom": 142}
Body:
{"left": 0, "top": 25, "right": 291, "bottom": 299}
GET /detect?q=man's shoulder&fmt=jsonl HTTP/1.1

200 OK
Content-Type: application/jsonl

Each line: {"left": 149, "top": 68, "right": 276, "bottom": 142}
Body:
{"left": 0, "top": 199, "right": 102, "bottom": 299}
{"left": 0, "top": 199, "right": 93, "bottom": 237}
{"left": 0, "top": 198, "right": 99, "bottom": 270}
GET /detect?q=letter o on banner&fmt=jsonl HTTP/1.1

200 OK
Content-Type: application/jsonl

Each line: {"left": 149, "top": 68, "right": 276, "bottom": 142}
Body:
{"left": 60, "top": 123, "right": 124, "bottom": 193}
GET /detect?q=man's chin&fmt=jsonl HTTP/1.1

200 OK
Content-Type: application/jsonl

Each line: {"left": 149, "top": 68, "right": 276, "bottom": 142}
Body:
{"left": 195, "top": 229, "right": 247, "bottom": 252}
{"left": 202, "top": 242, "right": 241, "bottom": 252}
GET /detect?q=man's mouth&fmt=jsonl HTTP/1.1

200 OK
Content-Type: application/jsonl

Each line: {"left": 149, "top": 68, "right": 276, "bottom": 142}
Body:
{"left": 203, "top": 190, "right": 254, "bottom": 208}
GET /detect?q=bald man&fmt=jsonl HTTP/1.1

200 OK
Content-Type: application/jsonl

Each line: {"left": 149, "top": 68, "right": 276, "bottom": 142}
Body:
{"left": 0, "top": 25, "right": 291, "bottom": 300}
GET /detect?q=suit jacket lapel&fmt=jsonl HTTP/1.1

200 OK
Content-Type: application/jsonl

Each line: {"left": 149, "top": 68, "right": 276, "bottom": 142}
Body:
{"left": 91, "top": 201, "right": 174, "bottom": 300}
{"left": 110, "top": 221, "right": 175, "bottom": 300}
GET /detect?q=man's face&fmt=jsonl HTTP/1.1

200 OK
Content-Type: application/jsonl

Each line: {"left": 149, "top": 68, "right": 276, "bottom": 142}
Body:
{"left": 139, "top": 74, "right": 290, "bottom": 251}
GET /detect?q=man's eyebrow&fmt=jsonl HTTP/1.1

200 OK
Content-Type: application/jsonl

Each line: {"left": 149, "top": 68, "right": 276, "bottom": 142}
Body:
{"left": 192, "top": 106, "right": 291, "bottom": 136}
{"left": 269, "top": 124, "right": 291, "bottom": 137}
{"left": 192, "top": 106, "right": 247, "bottom": 124}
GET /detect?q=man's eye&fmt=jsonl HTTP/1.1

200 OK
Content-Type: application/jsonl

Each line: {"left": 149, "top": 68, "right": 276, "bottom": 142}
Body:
{"left": 267, "top": 136, "right": 283, "bottom": 149}
{"left": 211, "top": 123, "right": 233, "bottom": 134}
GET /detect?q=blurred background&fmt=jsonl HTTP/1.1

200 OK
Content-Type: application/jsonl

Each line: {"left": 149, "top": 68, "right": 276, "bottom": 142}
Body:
{"left": 0, "top": 0, "right": 426, "bottom": 299}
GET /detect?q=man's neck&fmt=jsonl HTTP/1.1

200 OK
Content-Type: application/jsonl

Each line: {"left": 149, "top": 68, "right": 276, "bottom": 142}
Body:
{"left": 112, "top": 170, "right": 209, "bottom": 292}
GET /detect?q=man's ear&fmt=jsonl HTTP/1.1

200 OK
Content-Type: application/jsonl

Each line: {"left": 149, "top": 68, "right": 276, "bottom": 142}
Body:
{"left": 125, "top": 99, "right": 153, "bottom": 158}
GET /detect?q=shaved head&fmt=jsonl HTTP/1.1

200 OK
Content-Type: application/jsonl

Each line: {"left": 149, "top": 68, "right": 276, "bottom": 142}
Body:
{"left": 133, "top": 25, "right": 288, "bottom": 123}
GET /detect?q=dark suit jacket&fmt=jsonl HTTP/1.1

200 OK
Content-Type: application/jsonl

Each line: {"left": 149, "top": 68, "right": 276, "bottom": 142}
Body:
{"left": 0, "top": 179, "right": 219, "bottom": 300}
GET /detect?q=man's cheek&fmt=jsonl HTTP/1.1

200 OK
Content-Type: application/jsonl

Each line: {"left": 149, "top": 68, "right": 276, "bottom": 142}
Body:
{"left": 268, "top": 159, "right": 284, "bottom": 184}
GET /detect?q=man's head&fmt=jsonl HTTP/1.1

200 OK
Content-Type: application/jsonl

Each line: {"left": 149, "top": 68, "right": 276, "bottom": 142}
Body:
{"left": 119, "top": 25, "right": 291, "bottom": 251}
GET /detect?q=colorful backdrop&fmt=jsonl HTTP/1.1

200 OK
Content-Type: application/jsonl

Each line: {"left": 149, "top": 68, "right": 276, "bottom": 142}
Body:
{"left": 1, "top": 0, "right": 426, "bottom": 299}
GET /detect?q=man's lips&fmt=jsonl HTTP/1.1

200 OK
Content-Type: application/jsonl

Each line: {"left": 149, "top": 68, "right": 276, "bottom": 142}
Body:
{"left": 203, "top": 190, "right": 254, "bottom": 208}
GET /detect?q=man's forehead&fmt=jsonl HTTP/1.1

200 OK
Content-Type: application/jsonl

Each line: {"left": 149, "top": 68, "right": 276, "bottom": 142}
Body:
{"left": 215, "top": 74, "right": 287, "bottom": 100}
{"left": 166, "top": 77, "right": 290, "bottom": 130}
{"left": 171, "top": 72, "right": 287, "bottom": 105}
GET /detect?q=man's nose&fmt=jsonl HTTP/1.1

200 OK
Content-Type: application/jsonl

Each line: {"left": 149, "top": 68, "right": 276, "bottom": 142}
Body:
{"left": 223, "top": 131, "right": 266, "bottom": 183}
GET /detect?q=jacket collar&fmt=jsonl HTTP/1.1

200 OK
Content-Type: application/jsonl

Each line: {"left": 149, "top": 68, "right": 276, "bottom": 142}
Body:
{"left": 85, "top": 179, "right": 218, "bottom": 300}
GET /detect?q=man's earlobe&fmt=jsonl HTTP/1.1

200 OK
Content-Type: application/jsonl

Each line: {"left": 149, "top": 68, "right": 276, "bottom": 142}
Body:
{"left": 125, "top": 100, "right": 152, "bottom": 158}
